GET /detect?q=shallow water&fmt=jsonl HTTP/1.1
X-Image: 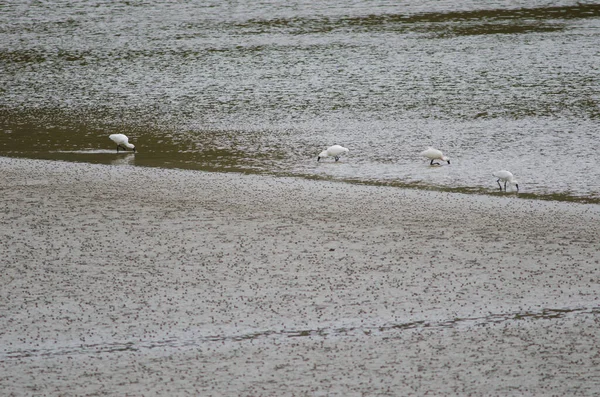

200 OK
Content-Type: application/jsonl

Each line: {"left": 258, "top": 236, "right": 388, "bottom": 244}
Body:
{"left": 1, "top": 0, "right": 600, "bottom": 202}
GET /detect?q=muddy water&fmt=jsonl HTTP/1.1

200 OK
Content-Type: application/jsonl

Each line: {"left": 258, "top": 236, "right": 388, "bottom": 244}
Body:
{"left": 1, "top": 1, "right": 600, "bottom": 202}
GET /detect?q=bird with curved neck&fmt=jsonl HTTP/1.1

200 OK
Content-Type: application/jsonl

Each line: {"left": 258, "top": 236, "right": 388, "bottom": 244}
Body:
{"left": 420, "top": 147, "right": 450, "bottom": 166}
{"left": 109, "top": 134, "right": 136, "bottom": 153}
{"left": 493, "top": 170, "right": 519, "bottom": 192}
{"left": 317, "top": 145, "right": 349, "bottom": 162}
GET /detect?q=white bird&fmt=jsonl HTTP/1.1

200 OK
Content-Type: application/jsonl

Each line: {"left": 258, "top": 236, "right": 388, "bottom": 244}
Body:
{"left": 493, "top": 170, "right": 519, "bottom": 192}
{"left": 421, "top": 147, "right": 450, "bottom": 165}
{"left": 109, "top": 134, "right": 136, "bottom": 153}
{"left": 317, "top": 145, "right": 349, "bottom": 162}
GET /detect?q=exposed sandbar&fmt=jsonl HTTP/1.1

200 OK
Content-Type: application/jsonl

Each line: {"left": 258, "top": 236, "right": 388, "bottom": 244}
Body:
{"left": 1, "top": 157, "right": 599, "bottom": 395}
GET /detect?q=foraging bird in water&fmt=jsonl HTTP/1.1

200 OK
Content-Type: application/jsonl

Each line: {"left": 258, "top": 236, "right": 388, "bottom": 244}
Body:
{"left": 317, "top": 145, "right": 349, "bottom": 162}
{"left": 421, "top": 147, "right": 450, "bottom": 165}
{"left": 109, "top": 134, "right": 136, "bottom": 153}
{"left": 493, "top": 170, "right": 519, "bottom": 192}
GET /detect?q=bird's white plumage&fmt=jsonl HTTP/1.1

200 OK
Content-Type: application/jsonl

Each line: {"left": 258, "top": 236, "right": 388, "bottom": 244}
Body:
{"left": 493, "top": 170, "right": 519, "bottom": 191}
{"left": 420, "top": 147, "right": 450, "bottom": 164}
{"left": 109, "top": 134, "right": 135, "bottom": 151}
{"left": 318, "top": 145, "right": 349, "bottom": 161}
{"left": 493, "top": 170, "right": 514, "bottom": 181}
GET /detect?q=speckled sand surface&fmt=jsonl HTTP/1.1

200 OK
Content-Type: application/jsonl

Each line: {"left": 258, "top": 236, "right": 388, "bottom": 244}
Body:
{"left": 1, "top": 156, "right": 600, "bottom": 396}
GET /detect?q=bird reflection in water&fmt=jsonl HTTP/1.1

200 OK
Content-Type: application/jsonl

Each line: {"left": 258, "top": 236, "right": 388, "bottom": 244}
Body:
{"left": 111, "top": 153, "right": 135, "bottom": 166}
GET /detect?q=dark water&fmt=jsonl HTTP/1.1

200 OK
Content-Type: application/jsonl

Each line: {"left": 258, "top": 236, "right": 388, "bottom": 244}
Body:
{"left": 2, "top": 1, "right": 600, "bottom": 202}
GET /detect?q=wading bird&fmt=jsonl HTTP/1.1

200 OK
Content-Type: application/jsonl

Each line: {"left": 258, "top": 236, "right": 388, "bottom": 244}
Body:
{"left": 493, "top": 170, "right": 519, "bottom": 192}
{"left": 317, "top": 145, "right": 349, "bottom": 162}
{"left": 421, "top": 147, "right": 450, "bottom": 166}
{"left": 109, "top": 134, "right": 136, "bottom": 153}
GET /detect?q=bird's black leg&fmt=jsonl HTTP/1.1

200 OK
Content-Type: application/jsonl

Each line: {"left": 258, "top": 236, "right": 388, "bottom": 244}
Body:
{"left": 116, "top": 145, "right": 120, "bottom": 153}
{"left": 335, "top": 156, "right": 340, "bottom": 162}
{"left": 504, "top": 181, "right": 507, "bottom": 191}
{"left": 497, "top": 179, "right": 502, "bottom": 190}
{"left": 430, "top": 159, "right": 434, "bottom": 165}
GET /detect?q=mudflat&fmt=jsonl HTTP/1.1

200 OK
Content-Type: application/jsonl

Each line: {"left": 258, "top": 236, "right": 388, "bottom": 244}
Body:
{"left": 1, "top": 156, "right": 599, "bottom": 396}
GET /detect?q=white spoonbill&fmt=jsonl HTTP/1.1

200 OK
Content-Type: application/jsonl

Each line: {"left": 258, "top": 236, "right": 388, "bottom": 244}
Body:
{"left": 493, "top": 170, "right": 519, "bottom": 192}
{"left": 421, "top": 147, "right": 450, "bottom": 165}
{"left": 109, "top": 134, "right": 136, "bottom": 153}
{"left": 317, "top": 145, "right": 349, "bottom": 162}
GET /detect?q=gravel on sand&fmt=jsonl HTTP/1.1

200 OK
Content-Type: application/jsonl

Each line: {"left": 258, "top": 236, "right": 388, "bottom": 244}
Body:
{"left": 1, "top": 156, "right": 599, "bottom": 395}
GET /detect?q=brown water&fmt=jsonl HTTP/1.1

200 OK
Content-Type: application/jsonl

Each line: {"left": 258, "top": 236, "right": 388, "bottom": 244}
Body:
{"left": 1, "top": 1, "right": 600, "bottom": 202}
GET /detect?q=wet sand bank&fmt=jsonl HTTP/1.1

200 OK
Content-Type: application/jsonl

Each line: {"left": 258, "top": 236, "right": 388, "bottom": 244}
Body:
{"left": 1, "top": 156, "right": 599, "bottom": 396}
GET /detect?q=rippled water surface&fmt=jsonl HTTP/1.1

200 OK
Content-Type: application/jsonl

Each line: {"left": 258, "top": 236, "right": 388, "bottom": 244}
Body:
{"left": 1, "top": 0, "right": 600, "bottom": 202}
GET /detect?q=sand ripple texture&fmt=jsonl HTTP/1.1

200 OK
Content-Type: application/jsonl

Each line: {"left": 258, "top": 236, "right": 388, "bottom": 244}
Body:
{"left": 1, "top": 156, "right": 599, "bottom": 396}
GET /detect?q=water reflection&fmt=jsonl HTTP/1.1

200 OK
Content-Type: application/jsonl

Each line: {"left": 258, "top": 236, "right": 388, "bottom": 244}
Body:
{"left": 1, "top": 1, "right": 599, "bottom": 202}
{"left": 110, "top": 153, "right": 135, "bottom": 166}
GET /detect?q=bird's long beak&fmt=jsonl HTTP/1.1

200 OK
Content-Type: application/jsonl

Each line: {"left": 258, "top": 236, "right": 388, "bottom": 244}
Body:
{"left": 317, "top": 157, "right": 320, "bottom": 162}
